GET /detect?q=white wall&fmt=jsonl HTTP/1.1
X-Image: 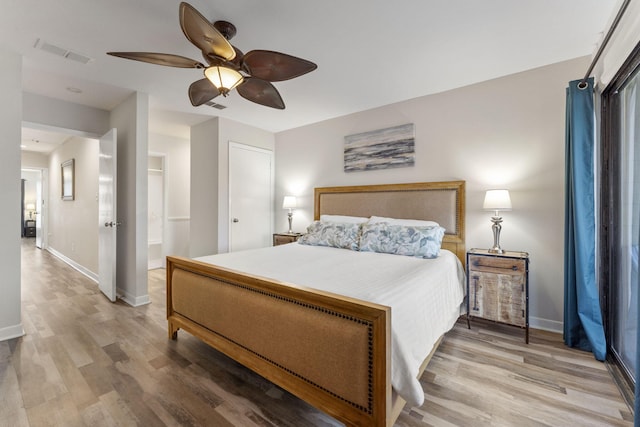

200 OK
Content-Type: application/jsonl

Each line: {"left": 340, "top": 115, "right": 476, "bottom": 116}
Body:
{"left": 47, "top": 137, "right": 99, "bottom": 276}
{"left": 21, "top": 151, "right": 49, "bottom": 169}
{"left": 109, "top": 92, "right": 149, "bottom": 306}
{"left": 23, "top": 92, "right": 109, "bottom": 136}
{"left": 0, "top": 47, "right": 24, "bottom": 341}
{"left": 275, "top": 57, "right": 590, "bottom": 332}
{"left": 149, "top": 133, "right": 190, "bottom": 259}
{"left": 189, "top": 117, "right": 275, "bottom": 256}
{"left": 190, "top": 118, "right": 219, "bottom": 257}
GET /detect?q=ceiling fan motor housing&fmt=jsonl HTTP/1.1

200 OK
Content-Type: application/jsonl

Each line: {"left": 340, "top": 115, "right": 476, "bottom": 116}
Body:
{"left": 213, "top": 21, "right": 237, "bottom": 40}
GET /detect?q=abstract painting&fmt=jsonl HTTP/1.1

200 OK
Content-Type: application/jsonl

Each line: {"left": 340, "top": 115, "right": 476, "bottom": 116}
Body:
{"left": 344, "top": 123, "right": 415, "bottom": 172}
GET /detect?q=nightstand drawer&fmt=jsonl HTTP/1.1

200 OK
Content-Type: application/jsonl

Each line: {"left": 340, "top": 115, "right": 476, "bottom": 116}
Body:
{"left": 468, "top": 255, "right": 526, "bottom": 274}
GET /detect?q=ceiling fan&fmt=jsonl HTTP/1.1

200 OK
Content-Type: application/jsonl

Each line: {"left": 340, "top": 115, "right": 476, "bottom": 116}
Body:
{"left": 107, "top": 2, "right": 317, "bottom": 110}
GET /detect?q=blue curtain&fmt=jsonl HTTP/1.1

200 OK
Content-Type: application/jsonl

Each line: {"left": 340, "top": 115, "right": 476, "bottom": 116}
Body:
{"left": 563, "top": 77, "right": 606, "bottom": 361}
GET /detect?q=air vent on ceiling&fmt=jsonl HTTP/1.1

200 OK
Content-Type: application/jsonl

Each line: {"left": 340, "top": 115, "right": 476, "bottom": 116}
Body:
{"left": 205, "top": 100, "right": 227, "bottom": 110}
{"left": 34, "top": 38, "right": 94, "bottom": 64}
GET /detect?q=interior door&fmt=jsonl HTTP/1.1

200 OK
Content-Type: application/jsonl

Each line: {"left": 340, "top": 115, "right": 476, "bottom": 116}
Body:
{"left": 98, "top": 128, "right": 118, "bottom": 301}
{"left": 229, "top": 142, "right": 273, "bottom": 252}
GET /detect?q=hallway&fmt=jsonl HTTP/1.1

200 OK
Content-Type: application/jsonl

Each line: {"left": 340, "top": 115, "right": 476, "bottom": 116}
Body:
{"left": 4, "top": 240, "right": 337, "bottom": 426}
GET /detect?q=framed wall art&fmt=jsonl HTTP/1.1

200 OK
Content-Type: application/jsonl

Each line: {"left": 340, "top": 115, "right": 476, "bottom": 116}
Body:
{"left": 344, "top": 123, "right": 415, "bottom": 172}
{"left": 61, "top": 158, "right": 75, "bottom": 201}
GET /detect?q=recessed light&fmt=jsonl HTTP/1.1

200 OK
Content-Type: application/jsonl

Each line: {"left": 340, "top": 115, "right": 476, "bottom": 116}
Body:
{"left": 20, "top": 144, "right": 27, "bottom": 149}
{"left": 66, "top": 86, "right": 83, "bottom": 94}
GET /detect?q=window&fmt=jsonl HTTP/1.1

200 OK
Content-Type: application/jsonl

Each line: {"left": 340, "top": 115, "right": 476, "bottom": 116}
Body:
{"left": 601, "top": 42, "right": 640, "bottom": 407}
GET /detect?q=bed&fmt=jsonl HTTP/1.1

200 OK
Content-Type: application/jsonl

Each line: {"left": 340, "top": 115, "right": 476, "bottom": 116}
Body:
{"left": 166, "top": 181, "right": 466, "bottom": 426}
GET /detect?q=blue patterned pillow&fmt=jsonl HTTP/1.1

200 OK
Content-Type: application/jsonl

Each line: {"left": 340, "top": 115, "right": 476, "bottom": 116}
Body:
{"left": 298, "top": 221, "right": 361, "bottom": 250}
{"left": 359, "top": 222, "right": 445, "bottom": 258}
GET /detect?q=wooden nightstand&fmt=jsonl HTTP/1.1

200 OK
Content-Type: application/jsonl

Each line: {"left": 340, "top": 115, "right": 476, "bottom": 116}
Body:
{"left": 24, "top": 220, "right": 36, "bottom": 237}
{"left": 466, "top": 248, "right": 530, "bottom": 343}
{"left": 273, "top": 232, "right": 302, "bottom": 246}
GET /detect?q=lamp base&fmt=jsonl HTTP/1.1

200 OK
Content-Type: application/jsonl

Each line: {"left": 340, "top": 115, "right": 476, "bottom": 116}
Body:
{"left": 287, "top": 212, "right": 293, "bottom": 234}
{"left": 489, "top": 216, "right": 505, "bottom": 254}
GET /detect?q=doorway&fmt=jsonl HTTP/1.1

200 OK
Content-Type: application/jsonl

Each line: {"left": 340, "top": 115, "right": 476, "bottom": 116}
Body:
{"left": 21, "top": 168, "right": 47, "bottom": 249}
{"left": 148, "top": 154, "right": 166, "bottom": 269}
{"left": 20, "top": 124, "right": 118, "bottom": 301}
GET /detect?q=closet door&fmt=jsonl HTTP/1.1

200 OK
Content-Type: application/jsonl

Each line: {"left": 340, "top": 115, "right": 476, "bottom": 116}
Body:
{"left": 228, "top": 142, "right": 273, "bottom": 252}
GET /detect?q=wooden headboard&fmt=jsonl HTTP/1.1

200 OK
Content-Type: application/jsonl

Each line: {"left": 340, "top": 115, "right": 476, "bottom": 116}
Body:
{"left": 314, "top": 181, "right": 466, "bottom": 264}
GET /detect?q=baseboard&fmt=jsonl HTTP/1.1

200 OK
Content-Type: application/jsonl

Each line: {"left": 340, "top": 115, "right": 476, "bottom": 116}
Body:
{"left": 46, "top": 247, "right": 98, "bottom": 283}
{"left": 117, "top": 288, "right": 150, "bottom": 307}
{"left": 0, "top": 323, "right": 25, "bottom": 342}
{"left": 530, "top": 316, "right": 563, "bottom": 334}
{"left": 148, "top": 259, "right": 163, "bottom": 270}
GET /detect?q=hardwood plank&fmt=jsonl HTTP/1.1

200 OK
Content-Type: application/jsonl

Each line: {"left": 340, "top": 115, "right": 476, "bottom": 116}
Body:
{"left": 0, "top": 342, "right": 30, "bottom": 427}
{"left": 0, "top": 240, "right": 632, "bottom": 426}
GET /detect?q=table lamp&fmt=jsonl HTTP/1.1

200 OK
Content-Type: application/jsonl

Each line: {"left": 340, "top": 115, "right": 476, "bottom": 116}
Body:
{"left": 483, "top": 189, "right": 512, "bottom": 254}
{"left": 26, "top": 203, "right": 36, "bottom": 219}
{"left": 282, "top": 196, "right": 297, "bottom": 234}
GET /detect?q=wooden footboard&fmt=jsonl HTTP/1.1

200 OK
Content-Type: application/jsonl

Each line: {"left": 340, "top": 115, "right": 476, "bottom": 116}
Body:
{"left": 166, "top": 255, "right": 392, "bottom": 426}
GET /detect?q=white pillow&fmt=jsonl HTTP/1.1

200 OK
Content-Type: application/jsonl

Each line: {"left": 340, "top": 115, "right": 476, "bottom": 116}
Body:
{"left": 368, "top": 216, "right": 439, "bottom": 228}
{"left": 320, "top": 214, "right": 369, "bottom": 224}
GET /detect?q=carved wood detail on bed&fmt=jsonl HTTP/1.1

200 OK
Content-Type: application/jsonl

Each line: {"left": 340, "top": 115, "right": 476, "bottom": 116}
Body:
{"left": 166, "top": 180, "right": 466, "bottom": 427}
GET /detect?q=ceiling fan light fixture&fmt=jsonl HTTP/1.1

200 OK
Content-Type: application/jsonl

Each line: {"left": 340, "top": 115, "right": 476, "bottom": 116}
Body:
{"left": 204, "top": 66, "right": 243, "bottom": 96}
{"left": 108, "top": 3, "right": 316, "bottom": 109}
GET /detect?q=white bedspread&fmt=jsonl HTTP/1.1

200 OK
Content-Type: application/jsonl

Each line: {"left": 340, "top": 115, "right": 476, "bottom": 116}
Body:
{"left": 196, "top": 243, "right": 465, "bottom": 407}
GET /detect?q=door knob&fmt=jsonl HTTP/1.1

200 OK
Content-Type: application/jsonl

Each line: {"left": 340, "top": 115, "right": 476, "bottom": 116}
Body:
{"left": 232, "top": 218, "right": 239, "bottom": 223}
{"left": 104, "top": 221, "right": 122, "bottom": 227}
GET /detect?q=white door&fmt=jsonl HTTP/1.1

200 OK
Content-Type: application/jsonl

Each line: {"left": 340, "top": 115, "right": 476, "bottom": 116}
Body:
{"left": 98, "top": 128, "right": 118, "bottom": 301}
{"left": 229, "top": 142, "right": 273, "bottom": 252}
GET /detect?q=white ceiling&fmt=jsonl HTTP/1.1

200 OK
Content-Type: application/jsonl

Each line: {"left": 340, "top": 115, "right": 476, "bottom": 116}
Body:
{"left": 21, "top": 127, "right": 72, "bottom": 153}
{"left": 3, "top": 0, "right": 617, "bottom": 145}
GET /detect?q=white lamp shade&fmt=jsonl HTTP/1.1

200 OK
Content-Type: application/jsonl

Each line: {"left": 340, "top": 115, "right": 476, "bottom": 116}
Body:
{"left": 204, "top": 66, "right": 244, "bottom": 93}
{"left": 282, "top": 196, "right": 297, "bottom": 209}
{"left": 483, "top": 189, "right": 512, "bottom": 211}
{"left": 26, "top": 203, "right": 36, "bottom": 210}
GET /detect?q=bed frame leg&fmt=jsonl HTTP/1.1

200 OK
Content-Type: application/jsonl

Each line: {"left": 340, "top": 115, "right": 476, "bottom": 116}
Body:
{"left": 168, "top": 322, "right": 179, "bottom": 340}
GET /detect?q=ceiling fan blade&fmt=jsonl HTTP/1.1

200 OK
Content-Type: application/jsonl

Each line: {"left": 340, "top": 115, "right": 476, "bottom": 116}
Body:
{"left": 179, "top": 2, "right": 235, "bottom": 61}
{"left": 229, "top": 45, "right": 244, "bottom": 68}
{"left": 107, "top": 52, "right": 204, "bottom": 68}
{"left": 242, "top": 50, "right": 317, "bottom": 82}
{"left": 188, "top": 78, "right": 220, "bottom": 106}
{"left": 236, "top": 78, "right": 285, "bottom": 109}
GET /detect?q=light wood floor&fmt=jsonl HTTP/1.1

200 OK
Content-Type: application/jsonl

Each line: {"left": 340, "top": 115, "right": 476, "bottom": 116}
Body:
{"left": 0, "top": 239, "right": 633, "bottom": 426}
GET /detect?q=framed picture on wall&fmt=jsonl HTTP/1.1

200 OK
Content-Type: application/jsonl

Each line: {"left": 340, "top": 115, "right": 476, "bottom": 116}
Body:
{"left": 344, "top": 123, "right": 415, "bottom": 172}
{"left": 61, "top": 158, "right": 75, "bottom": 201}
